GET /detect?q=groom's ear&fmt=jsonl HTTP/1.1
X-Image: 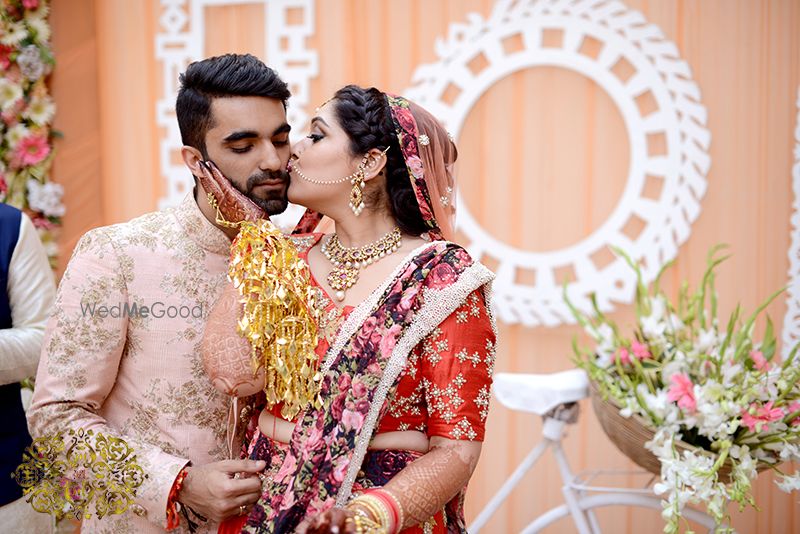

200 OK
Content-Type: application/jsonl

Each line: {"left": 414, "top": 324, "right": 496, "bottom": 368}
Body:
{"left": 181, "top": 145, "right": 205, "bottom": 177}
{"left": 361, "top": 147, "right": 389, "bottom": 182}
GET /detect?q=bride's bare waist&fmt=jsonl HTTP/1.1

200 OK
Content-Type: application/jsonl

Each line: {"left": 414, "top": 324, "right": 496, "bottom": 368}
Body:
{"left": 258, "top": 409, "right": 429, "bottom": 453}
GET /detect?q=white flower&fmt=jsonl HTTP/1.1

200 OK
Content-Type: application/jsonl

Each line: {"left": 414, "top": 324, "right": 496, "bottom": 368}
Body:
{"left": 22, "top": 95, "right": 55, "bottom": 125}
{"left": 721, "top": 361, "right": 742, "bottom": 387}
{"left": 640, "top": 314, "right": 666, "bottom": 342}
{"left": 0, "top": 21, "right": 27, "bottom": 46}
{"left": 5, "top": 123, "right": 30, "bottom": 148}
{"left": 638, "top": 383, "right": 673, "bottom": 423}
{"left": 26, "top": 17, "right": 51, "bottom": 43}
{"left": 641, "top": 296, "right": 668, "bottom": 340}
{"left": 776, "top": 472, "right": 800, "bottom": 493}
{"left": 0, "top": 78, "right": 23, "bottom": 112}
{"left": 778, "top": 441, "right": 800, "bottom": 462}
{"left": 593, "top": 323, "right": 616, "bottom": 367}
{"left": 27, "top": 179, "right": 65, "bottom": 218}
{"left": 17, "top": 45, "right": 44, "bottom": 81}
{"left": 696, "top": 328, "right": 720, "bottom": 354}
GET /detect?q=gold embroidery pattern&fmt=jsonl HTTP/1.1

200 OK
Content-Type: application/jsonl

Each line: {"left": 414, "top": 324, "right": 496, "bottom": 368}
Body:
{"left": 13, "top": 429, "right": 147, "bottom": 520}
{"left": 388, "top": 383, "right": 425, "bottom": 420}
{"left": 455, "top": 292, "right": 482, "bottom": 323}
{"left": 423, "top": 374, "right": 466, "bottom": 424}
{"left": 475, "top": 385, "right": 491, "bottom": 422}
{"left": 484, "top": 338, "right": 497, "bottom": 378}
{"left": 420, "top": 327, "right": 446, "bottom": 366}
{"left": 449, "top": 417, "right": 477, "bottom": 440}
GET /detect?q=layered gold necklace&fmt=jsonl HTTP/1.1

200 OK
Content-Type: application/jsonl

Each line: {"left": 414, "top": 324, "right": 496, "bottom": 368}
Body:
{"left": 322, "top": 227, "right": 402, "bottom": 301}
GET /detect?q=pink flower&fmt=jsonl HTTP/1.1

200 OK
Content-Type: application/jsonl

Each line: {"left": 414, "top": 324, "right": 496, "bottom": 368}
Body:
{"left": 667, "top": 373, "right": 696, "bottom": 412}
{"left": 398, "top": 286, "right": 419, "bottom": 315}
{"left": 0, "top": 45, "right": 12, "bottom": 71}
{"left": 31, "top": 216, "right": 54, "bottom": 230}
{"left": 407, "top": 156, "right": 424, "bottom": 179}
{"left": 351, "top": 378, "right": 367, "bottom": 399}
{"left": 23, "top": 0, "right": 40, "bottom": 9}
{"left": 750, "top": 350, "right": 770, "bottom": 372}
{"left": 12, "top": 134, "right": 50, "bottom": 167}
{"left": 427, "top": 263, "right": 457, "bottom": 289}
{"left": 274, "top": 453, "right": 297, "bottom": 482}
{"left": 337, "top": 373, "right": 351, "bottom": 391}
{"left": 330, "top": 392, "right": 347, "bottom": 419}
{"left": 630, "top": 340, "right": 651, "bottom": 360}
{"left": 616, "top": 347, "right": 631, "bottom": 365}
{"left": 741, "top": 401, "right": 784, "bottom": 433}
{"left": 341, "top": 408, "right": 365, "bottom": 431}
{"left": 305, "top": 419, "right": 325, "bottom": 450}
{"left": 330, "top": 460, "right": 348, "bottom": 484}
{"left": 378, "top": 324, "right": 402, "bottom": 357}
{"left": 354, "top": 316, "right": 382, "bottom": 353}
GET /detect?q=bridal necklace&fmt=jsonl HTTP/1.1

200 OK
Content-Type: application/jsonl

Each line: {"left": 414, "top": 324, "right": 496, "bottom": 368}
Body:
{"left": 322, "top": 227, "right": 402, "bottom": 301}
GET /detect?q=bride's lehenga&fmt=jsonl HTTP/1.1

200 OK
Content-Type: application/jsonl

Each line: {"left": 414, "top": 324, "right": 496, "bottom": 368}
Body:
{"left": 220, "top": 233, "right": 496, "bottom": 534}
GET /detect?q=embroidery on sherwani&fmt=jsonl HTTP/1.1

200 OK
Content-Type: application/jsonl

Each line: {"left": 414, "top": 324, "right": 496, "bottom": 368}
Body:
{"left": 243, "top": 241, "right": 494, "bottom": 533}
{"left": 31, "top": 196, "right": 234, "bottom": 533}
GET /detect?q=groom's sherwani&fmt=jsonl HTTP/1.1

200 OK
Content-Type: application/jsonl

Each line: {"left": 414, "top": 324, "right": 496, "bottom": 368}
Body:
{"left": 28, "top": 194, "right": 233, "bottom": 533}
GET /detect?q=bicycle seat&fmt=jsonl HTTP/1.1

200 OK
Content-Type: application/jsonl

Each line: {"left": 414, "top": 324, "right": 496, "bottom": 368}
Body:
{"left": 492, "top": 369, "right": 589, "bottom": 415}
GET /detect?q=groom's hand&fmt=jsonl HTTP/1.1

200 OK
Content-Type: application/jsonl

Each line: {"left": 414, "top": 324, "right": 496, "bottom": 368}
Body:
{"left": 178, "top": 459, "right": 266, "bottom": 523}
{"left": 197, "top": 160, "right": 267, "bottom": 224}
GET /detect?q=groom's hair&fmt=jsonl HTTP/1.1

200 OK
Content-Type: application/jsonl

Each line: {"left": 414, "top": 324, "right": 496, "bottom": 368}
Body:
{"left": 176, "top": 54, "right": 290, "bottom": 156}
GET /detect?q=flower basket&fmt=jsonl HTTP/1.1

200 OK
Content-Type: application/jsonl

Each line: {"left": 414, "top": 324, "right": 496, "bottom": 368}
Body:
{"left": 588, "top": 379, "right": 763, "bottom": 484}
{"left": 565, "top": 245, "right": 800, "bottom": 532}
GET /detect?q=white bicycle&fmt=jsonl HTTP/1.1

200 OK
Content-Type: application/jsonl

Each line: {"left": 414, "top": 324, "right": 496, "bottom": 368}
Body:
{"left": 468, "top": 370, "right": 723, "bottom": 534}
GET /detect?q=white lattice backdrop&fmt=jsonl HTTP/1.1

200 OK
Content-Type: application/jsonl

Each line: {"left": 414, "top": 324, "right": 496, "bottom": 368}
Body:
{"left": 405, "top": 0, "right": 710, "bottom": 327}
{"left": 784, "top": 87, "right": 800, "bottom": 359}
{"left": 155, "top": 0, "right": 317, "bottom": 228}
{"left": 155, "top": 0, "right": 714, "bottom": 327}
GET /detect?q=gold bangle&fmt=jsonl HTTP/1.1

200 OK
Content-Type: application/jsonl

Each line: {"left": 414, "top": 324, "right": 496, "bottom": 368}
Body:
{"left": 349, "top": 508, "right": 384, "bottom": 534}
{"left": 347, "top": 498, "right": 390, "bottom": 533}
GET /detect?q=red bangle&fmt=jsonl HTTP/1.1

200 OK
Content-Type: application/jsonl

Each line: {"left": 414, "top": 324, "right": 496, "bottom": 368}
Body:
{"left": 367, "top": 488, "right": 403, "bottom": 533}
{"left": 166, "top": 466, "right": 190, "bottom": 530}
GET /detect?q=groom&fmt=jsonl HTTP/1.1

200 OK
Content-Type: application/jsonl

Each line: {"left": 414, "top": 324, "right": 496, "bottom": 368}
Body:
{"left": 28, "top": 54, "right": 290, "bottom": 533}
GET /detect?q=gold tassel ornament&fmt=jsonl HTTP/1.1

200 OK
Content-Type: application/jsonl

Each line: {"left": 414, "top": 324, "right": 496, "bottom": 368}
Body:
{"left": 226, "top": 216, "right": 322, "bottom": 420}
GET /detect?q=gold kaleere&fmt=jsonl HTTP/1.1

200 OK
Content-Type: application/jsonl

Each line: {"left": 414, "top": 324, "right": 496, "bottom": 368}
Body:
{"left": 210, "top": 195, "right": 322, "bottom": 419}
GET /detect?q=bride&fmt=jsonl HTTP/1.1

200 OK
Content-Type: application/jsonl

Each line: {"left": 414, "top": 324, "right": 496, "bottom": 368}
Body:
{"left": 201, "top": 85, "right": 496, "bottom": 534}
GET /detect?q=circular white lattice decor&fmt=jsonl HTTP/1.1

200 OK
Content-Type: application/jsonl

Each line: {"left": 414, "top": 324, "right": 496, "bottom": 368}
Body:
{"left": 404, "top": 0, "right": 710, "bottom": 327}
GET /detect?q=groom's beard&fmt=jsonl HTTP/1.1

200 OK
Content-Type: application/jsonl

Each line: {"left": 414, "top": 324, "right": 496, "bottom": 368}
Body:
{"left": 235, "top": 169, "right": 291, "bottom": 216}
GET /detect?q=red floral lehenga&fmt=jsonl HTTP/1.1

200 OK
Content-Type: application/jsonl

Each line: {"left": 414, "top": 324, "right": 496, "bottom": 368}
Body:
{"left": 220, "top": 234, "right": 496, "bottom": 534}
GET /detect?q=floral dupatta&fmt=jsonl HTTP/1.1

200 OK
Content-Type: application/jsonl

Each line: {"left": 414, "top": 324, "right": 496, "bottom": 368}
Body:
{"left": 242, "top": 241, "right": 494, "bottom": 533}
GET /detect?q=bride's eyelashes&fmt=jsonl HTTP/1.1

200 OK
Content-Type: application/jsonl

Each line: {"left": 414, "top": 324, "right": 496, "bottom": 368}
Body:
{"left": 307, "top": 133, "right": 324, "bottom": 143}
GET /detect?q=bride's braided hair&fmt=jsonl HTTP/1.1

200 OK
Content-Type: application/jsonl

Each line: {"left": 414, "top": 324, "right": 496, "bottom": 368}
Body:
{"left": 332, "top": 85, "right": 428, "bottom": 236}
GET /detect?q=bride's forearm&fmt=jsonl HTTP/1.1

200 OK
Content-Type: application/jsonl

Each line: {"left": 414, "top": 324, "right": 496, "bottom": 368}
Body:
{"left": 381, "top": 437, "right": 482, "bottom": 529}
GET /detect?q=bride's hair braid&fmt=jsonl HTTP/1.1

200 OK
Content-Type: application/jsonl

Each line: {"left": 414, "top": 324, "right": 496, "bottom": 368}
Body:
{"left": 332, "top": 85, "right": 428, "bottom": 236}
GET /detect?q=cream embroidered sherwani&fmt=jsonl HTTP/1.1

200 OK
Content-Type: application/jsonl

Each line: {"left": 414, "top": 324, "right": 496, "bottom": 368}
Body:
{"left": 28, "top": 194, "right": 233, "bottom": 533}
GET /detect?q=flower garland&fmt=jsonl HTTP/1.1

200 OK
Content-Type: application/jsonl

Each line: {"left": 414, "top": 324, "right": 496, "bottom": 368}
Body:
{"left": 1, "top": 0, "right": 63, "bottom": 265}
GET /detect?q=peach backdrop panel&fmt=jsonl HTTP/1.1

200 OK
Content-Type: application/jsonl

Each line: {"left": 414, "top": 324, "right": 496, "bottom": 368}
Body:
{"left": 48, "top": 0, "right": 800, "bottom": 532}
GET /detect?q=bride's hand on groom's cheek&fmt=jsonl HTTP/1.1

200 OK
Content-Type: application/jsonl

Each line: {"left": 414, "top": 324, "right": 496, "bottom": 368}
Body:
{"left": 197, "top": 160, "right": 267, "bottom": 224}
{"left": 297, "top": 507, "right": 358, "bottom": 534}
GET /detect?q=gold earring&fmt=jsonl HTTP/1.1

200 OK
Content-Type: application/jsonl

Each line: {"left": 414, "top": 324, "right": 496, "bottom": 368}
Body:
{"left": 348, "top": 155, "right": 369, "bottom": 216}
